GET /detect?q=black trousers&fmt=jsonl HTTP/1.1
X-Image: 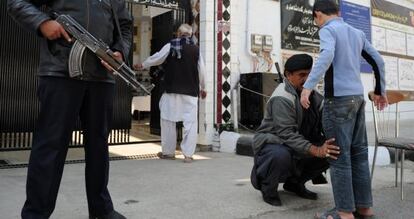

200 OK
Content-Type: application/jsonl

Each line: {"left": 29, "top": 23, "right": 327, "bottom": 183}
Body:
{"left": 21, "top": 77, "right": 115, "bottom": 219}
{"left": 251, "top": 144, "right": 329, "bottom": 199}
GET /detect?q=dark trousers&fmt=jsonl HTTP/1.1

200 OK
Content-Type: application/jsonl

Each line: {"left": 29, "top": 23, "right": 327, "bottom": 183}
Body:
{"left": 251, "top": 144, "right": 329, "bottom": 199}
{"left": 21, "top": 77, "right": 115, "bottom": 219}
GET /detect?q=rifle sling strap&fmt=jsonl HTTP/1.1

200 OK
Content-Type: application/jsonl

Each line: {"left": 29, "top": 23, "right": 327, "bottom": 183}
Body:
{"left": 109, "top": 0, "right": 129, "bottom": 65}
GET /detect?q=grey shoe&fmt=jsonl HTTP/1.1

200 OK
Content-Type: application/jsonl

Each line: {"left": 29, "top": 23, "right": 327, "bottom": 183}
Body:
{"left": 183, "top": 156, "right": 193, "bottom": 163}
{"left": 314, "top": 208, "right": 340, "bottom": 219}
{"left": 157, "top": 152, "right": 176, "bottom": 160}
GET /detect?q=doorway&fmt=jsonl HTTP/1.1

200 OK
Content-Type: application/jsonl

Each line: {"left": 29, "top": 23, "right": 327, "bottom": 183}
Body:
{"left": 129, "top": 3, "right": 186, "bottom": 142}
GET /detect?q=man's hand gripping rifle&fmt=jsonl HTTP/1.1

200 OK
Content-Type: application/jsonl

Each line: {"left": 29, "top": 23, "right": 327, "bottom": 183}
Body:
{"left": 53, "top": 13, "right": 154, "bottom": 95}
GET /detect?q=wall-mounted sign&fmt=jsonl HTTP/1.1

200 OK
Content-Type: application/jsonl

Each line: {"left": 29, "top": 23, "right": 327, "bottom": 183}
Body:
{"left": 340, "top": 1, "right": 372, "bottom": 73}
{"left": 281, "top": 0, "right": 320, "bottom": 52}
{"left": 372, "top": 0, "right": 414, "bottom": 27}
{"left": 132, "top": 0, "right": 179, "bottom": 9}
{"left": 371, "top": 0, "right": 414, "bottom": 90}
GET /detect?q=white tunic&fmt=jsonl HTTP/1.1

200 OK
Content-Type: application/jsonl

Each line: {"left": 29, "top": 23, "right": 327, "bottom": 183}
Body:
{"left": 142, "top": 43, "right": 206, "bottom": 122}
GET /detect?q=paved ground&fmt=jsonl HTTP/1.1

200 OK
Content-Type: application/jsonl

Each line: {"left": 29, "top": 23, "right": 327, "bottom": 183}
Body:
{"left": 1, "top": 120, "right": 414, "bottom": 218}
{"left": 1, "top": 144, "right": 414, "bottom": 219}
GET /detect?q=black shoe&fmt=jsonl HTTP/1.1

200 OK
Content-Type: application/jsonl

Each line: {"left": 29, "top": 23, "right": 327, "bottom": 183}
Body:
{"left": 89, "top": 210, "right": 127, "bottom": 219}
{"left": 312, "top": 173, "right": 328, "bottom": 185}
{"left": 353, "top": 211, "right": 376, "bottom": 219}
{"left": 262, "top": 194, "right": 282, "bottom": 206}
{"left": 283, "top": 181, "right": 317, "bottom": 200}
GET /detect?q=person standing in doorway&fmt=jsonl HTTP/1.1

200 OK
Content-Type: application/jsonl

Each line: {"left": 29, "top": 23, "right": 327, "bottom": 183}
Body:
{"left": 300, "top": 1, "right": 388, "bottom": 218}
{"left": 8, "top": 0, "right": 132, "bottom": 218}
{"left": 135, "top": 24, "right": 206, "bottom": 163}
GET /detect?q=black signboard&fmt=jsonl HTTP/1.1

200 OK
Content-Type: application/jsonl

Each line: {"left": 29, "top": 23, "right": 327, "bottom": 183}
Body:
{"left": 131, "top": 0, "right": 179, "bottom": 9}
{"left": 281, "top": 0, "right": 320, "bottom": 52}
{"left": 372, "top": 0, "right": 414, "bottom": 27}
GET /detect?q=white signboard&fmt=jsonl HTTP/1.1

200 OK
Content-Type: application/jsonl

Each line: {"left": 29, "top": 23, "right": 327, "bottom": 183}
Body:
{"left": 398, "top": 58, "right": 414, "bottom": 90}
{"left": 372, "top": 25, "right": 386, "bottom": 51}
{"left": 386, "top": 29, "right": 407, "bottom": 55}
{"left": 383, "top": 56, "right": 399, "bottom": 89}
{"left": 406, "top": 34, "right": 414, "bottom": 57}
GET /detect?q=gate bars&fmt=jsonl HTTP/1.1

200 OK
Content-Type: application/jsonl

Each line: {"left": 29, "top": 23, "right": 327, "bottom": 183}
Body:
{"left": 0, "top": 1, "right": 132, "bottom": 151}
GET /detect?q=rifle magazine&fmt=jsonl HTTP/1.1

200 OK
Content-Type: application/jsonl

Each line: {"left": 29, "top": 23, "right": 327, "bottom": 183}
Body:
{"left": 68, "top": 40, "right": 86, "bottom": 78}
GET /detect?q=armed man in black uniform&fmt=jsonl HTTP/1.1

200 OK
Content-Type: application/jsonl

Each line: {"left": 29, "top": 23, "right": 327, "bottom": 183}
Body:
{"left": 7, "top": 0, "right": 132, "bottom": 218}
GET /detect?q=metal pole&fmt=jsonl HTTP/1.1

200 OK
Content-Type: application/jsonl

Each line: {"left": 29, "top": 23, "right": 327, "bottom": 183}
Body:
{"left": 401, "top": 149, "right": 405, "bottom": 200}
{"left": 371, "top": 102, "right": 379, "bottom": 180}
{"left": 395, "top": 149, "right": 399, "bottom": 187}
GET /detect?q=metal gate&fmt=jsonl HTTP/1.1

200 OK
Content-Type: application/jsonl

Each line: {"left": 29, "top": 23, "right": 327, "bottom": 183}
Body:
{"left": 0, "top": 1, "right": 188, "bottom": 151}
{"left": 0, "top": 1, "right": 132, "bottom": 151}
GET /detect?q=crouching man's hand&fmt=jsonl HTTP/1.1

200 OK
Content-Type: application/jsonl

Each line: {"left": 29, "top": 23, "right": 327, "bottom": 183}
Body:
{"left": 309, "top": 138, "right": 340, "bottom": 160}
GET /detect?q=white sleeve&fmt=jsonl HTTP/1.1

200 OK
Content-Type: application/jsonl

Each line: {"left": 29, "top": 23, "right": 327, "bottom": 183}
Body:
{"left": 198, "top": 53, "right": 206, "bottom": 90}
{"left": 142, "top": 43, "right": 171, "bottom": 69}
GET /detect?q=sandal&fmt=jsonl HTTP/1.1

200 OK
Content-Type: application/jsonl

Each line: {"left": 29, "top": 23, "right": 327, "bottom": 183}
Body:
{"left": 157, "top": 152, "right": 176, "bottom": 160}
{"left": 353, "top": 211, "right": 376, "bottom": 219}
{"left": 183, "top": 156, "right": 194, "bottom": 163}
{"left": 314, "top": 208, "right": 340, "bottom": 219}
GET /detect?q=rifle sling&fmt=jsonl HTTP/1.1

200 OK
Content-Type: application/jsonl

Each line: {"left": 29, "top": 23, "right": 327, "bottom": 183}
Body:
{"left": 109, "top": 0, "right": 129, "bottom": 66}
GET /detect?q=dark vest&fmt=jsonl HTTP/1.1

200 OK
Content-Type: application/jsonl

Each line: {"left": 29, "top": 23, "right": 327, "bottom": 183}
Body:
{"left": 164, "top": 44, "right": 200, "bottom": 97}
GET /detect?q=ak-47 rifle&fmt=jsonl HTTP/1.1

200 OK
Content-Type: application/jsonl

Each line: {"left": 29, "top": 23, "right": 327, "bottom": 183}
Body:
{"left": 53, "top": 12, "right": 154, "bottom": 95}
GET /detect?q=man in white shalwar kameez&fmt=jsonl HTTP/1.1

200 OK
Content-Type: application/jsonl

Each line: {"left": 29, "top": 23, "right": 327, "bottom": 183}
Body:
{"left": 135, "top": 24, "right": 206, "bottom": 163}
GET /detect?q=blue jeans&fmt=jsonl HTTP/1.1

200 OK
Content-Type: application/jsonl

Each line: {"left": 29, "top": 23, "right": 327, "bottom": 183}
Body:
{"left": 322, "top": 95, "right": 372, "bottom": 212}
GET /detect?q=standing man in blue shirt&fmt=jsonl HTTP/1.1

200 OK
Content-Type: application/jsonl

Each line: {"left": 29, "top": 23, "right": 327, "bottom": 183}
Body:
{"left": 300, "top": 0, "right": 388, "bottom": 218}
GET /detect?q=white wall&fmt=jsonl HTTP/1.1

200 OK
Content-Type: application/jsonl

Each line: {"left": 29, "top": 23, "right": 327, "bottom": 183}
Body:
{"left": 197, "top": 0, "right": 216, "bottom": 145}
{"left": 228, "top": 0, "right": 414, "bottom": 124}
{"left": 234, "top": 0, "right": 282, "bottom": 74}
{"left": 361, "top": 0, "right": 414, "bottom": 121}
{"left": 172, "top": 0, "right": 414, "bottom": 146}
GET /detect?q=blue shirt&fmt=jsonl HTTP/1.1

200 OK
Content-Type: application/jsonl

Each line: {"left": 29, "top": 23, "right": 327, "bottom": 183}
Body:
{"left": 303, "top": 17, "right": 386, "bottom": 97}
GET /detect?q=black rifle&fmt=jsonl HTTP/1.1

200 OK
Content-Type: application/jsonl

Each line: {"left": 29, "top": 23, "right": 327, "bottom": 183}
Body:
{"left": 53, "top": 13, "right": 154, "bottom": 95}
